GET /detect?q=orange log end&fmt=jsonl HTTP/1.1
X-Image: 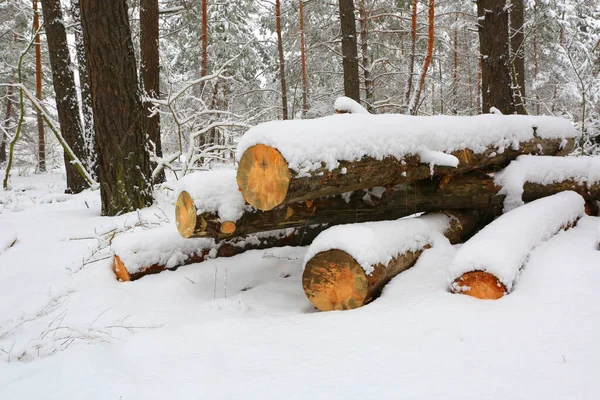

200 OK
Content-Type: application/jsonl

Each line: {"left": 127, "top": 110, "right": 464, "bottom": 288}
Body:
{"left": 452, "top": 270, "right": 505, "bottom": 300}
{"left": 113, "top": 255, "right": 131, "bottom": 282}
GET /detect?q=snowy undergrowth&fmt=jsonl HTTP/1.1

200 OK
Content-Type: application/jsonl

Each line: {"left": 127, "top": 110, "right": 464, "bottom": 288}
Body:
{"left": 1, "top": 171, "right": 600, "bottom": 399}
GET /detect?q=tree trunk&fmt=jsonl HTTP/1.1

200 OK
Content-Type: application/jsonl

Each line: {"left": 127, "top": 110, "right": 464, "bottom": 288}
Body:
{"left": 358, "top": 0, "right": 373, "bottom": 112}
{"left": 452, "top": 21, "right": 458, "bottom": 114}
{"left": 236, "top": 135, "right": 573, "bottom": 211}
{"left": 179, "top": 172, "right": 504, "bottom": 241}
{"left": 80, "top": 0, "right": 153, "bottom": 216}
{"left": 0, "top": 78, "right": 14, "bottom": 164}
{"left": 303, "top": 211, "right": 484, "bottom": 311}
{"left": 140, "top": 0, "right": 164, "bottom": 183}
{"left": 33, "top": 0, "right": 46, "bottom": 172}
{"left": 275, "top": 0, "right": 289, "bottom": 119}
{"left": 338, "top": 0, "right": 360, "bottom": 102}
{"left": 41, "top": 0, "right": 88, "bottom": 194}
{"left": 403, "top": 0, "right": 417, "bottom": 110}
{"left": 70, "top": 0, "right": 96, "bottom": 177}
{"left": 532, "top": 0, "right": 540, "bottom": 115}
{"left": 477, "top": 0, "right": 516, "bottom": 114}
{"left": 409, "top": 0, "right": 434, "bottom": 115}
{"left": 113, "top": 225, "right": 322, "bottom": 282}
{"left": 201, "top": 0, "right": 208, "bottom": 82}
{"left": 299, "top": 0, "right": 308, "bottom": 117}
{"left": 510, "top": 0, "right": 526, "bottom": 114}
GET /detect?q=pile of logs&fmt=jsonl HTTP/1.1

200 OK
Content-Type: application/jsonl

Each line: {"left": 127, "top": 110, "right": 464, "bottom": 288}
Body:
{"left": 112, "top": 110, "right": 599, "bottom": 311}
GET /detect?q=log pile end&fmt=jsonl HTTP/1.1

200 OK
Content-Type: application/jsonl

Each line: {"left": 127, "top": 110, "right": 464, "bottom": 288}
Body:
{"left": 176, "top": 191, "right": 198, "bottom": 238}
{"left": 452, "top": 270, "right": 506, "bottom": 300}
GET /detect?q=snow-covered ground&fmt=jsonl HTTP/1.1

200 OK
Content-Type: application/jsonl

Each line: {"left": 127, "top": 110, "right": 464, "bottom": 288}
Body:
{"left": 1, "top": 171, "right": 600, "bottom": 399}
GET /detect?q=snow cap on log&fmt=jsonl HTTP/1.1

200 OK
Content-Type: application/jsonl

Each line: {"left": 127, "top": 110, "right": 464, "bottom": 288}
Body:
{"left": 237, "top": 113, "right": 575, "bottom": 176}
{"left": 449, "top": 191, "right": 585, "bottom": 297}
{"left": 495, "top": 155, "right": 600, "bottom": 212}
{"left": 334, "top": 96, "right": 370, "bottom": 114}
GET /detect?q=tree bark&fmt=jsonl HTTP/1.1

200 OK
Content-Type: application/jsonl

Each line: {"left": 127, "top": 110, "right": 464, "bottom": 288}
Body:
{"left": 510, "top": 0, "right": 526, "bottom": 114}
{"left": 275, "top": 0, "right": 288, "bottom": 119}
{"left": 358, "top": 0, "right": 373, "bottom": 112}
{"left": 113, "top": 225, "right": 322, "bottom": 281}
{"left": 140, "top": 0, "right": 164, "bottom": 183}
{"left": 33, "top": 0, "right": 46, "bottom": 172}
{"left": 179, "top": 172, "right": 504, "bottom": 242}
{"left": 80, "top": 0, "right": 153, "bottom": 216}
{"left": 409, "top": 0, "right": 434, "bottom": 115}
{"left": 477, "top": 0, "right": 516, "bottom": 114}
{"left": 237, "top": 135, "right": 574, "bottom": 211}
{"left": 0, "top": 78, "right": 14, "bottom": 164}
{"left": 41, "top": 0, "right": 88, "bottom": 194}
{"left": 303, "top": 211, "right": 484, "bottom": 311}
{"left": 299, "top": 0, "right": 308, "bottom": 117}
{"left": 338, "top": 0, "right": 360, "bottom": 102}
{"left": 70, "top": 0, "right": 96, "bottom": 176}
{"left": 403, "top": 0, "right": 417, "bottom": 111}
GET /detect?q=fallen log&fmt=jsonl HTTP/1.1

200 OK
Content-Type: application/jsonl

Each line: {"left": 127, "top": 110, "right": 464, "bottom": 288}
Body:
{"left": 449, "top": 191, "right": 584, "bottom": 300}
{"left": 302, "top": 211, "right": 484, "bottom": 311}
{"left": 178, "top": 171, "right": 502, "bottom": 241}
{"left": 236, "top": 113, "right": 575, "bottom": 210}
{"left": 112, "top": 224, "right": 321, "bottom": 282}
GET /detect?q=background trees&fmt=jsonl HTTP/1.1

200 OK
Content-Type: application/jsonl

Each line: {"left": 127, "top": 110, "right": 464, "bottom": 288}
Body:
{"left": 0, "top": 0, "right": 598, "bottom": 201}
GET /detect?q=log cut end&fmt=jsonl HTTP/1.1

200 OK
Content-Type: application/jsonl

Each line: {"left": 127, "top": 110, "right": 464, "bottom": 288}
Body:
{"left": 220, "top": 221, "right": 237, "bottom": 235}
{"left": 303, "top": 249, "right": 369, "bottom": 311}
{"left": 237, "top": 144, "right": 291, "bottom": 211}
{"left": 112, "top": 255, "right": 131, "bottom": 282}
{"left": 452, "top": 270, "right": 506, "bottom": 300}
{"left": 176, "top": 191, "right": 199, "bottom": 238}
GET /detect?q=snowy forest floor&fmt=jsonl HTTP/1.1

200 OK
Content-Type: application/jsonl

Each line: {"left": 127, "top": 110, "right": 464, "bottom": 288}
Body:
{"left": 1, "top": 170, "right": 600, "bottom": 399}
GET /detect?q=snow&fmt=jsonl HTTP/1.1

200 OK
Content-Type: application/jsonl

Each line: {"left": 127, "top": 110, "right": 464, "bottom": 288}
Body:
{"left": 2, "top": 172, "right": 600, "bottom": 399}
{"left": 304, "top": 213, "right": 451, "bottom": 275}
{"left": 448, "top": 191, "right": 585, "bottom": 292}
{"left": 175, "top": 169, "right": 247, "bottom": 222}
{"left": 333, "top": 96, "right": 370, "bottom": 114}
{"left": 496, "top": 155, "right": 600, "bottom": 211}
{"left": 236, "top": 112, "right": 575, "bottom": 175}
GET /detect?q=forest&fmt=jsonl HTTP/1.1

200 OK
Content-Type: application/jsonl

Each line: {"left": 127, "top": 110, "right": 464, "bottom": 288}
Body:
{"left": 1, "top": 1, "right": 600, "bottom": 399}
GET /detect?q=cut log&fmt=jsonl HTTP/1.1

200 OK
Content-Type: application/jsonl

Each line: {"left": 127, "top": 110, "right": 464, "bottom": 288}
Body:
{"left": 112, "top": 224, "right": 321, "bottom": 282}
{"left": 236, "top": 113, "right": 575, "bottom": 210}
{"left": 302, "top": 211, "right": 484, "bottom": 311}
{"left": 181, "top": 166, "right": 600, "bottom": 242}
{"left": 449, "top": 191, "right": 584, "bottom": 299}
{"left": 179, "top": 172, "right": 503, "bottom": 241}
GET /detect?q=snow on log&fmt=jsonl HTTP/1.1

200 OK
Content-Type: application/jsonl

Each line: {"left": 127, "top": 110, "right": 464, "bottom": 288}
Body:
{"left": 236, "top": 113, "right": 575, "bottom": 210}
{"left": 449, "top": 191, "right": 585, "bottom": 300}
{"left": 178, "top": 170, "right": 504, "bottom": 241}
{"left": 111, "top": 224, "right": 321, "bottom": 282}
{"left": 175, "top": 169, "right": 247, "bottom": 238}
{"left": 302, "top": 211, "right": 483, "bottom": 311}
{"left": 495, "top": 155, "right": 600, "bottom": 212}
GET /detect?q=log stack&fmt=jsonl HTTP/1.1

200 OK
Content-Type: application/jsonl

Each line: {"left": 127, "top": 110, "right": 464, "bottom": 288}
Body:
{"left": 113, "top": 109, "right": 599, "bottom": 310}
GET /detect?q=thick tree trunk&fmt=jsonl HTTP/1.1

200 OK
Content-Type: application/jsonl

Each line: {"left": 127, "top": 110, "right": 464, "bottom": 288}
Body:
{"left": 338, "top": 0, "right": 360, "bottom": 102}
{"left": 358, "top": 0, "right": 373, "bottom": 112}
{"left": 179, "top": 172, "right": 504, "bottom": 241}
{"left": 510, "top": 0, "right": 526, "bottom": 114}
{"left": 237, "top": 136, "right": 574, "bottom": 211}
{"left": 140, "top": 0, "right": 164, "bottom": 183}
{"left": 70, "top": 0, "right": 96, "bottom": 176}
{"left": 113, "top": 225, "right": 322, "bottom": 281}
{"left": 532, "top": 0, "right": 540, "bottom": 115}
{"left": 409, "top": 0, "right": 434, "bottom": 115}
{"left": 299, "top": 0, "right": 308, "bottom": 116}
{"left": 80, "top": 0, "right": 153, "bottom": 216}
{"left": 302, "top": 211, "right": 484, "bottom": 311}
{"left": 33, "top": 0, "right": 46, "bottom": 172}
{"left": 41, "top": 0, "right": 88, "bottom": 194}
{"left": 201, "top": 0, "right": 208, "bottom": 80}
{"left": 275, "top": 0, "right": 288, "bottom": 119}
{"left": 477, "top": 0, "right": 516, "bottom": 114}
